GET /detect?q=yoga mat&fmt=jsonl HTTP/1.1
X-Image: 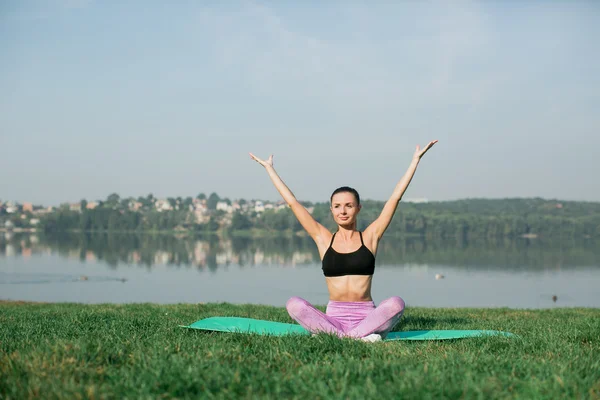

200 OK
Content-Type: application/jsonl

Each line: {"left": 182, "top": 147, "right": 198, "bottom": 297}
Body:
{"left": 181, "top": 317, "right": 516, "bottom": 341}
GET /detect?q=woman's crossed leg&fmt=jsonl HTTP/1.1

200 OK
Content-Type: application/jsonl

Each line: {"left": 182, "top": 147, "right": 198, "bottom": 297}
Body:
{"left": 286, "top": 296, "right": 405, "bottom": 339}
{"left": 286, "top": 296, "right": 345, "bottom": 337}
{"left": 345, "top": 296, "right": 405, "bottom": 339}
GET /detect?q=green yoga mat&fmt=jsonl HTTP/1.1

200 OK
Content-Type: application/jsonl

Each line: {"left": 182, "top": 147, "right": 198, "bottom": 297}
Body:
{"left": 181, "top": 317, "right": 516, "bottom": 341}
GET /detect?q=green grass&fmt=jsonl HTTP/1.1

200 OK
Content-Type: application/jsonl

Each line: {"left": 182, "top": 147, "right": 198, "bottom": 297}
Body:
{"left": 1, "top": 302, "right": 599, "bottom": 399}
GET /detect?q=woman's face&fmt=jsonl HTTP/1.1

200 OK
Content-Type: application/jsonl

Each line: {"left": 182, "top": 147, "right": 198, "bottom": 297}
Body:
{"left": 330, "top": 192, "right": 361, "bottom": 226}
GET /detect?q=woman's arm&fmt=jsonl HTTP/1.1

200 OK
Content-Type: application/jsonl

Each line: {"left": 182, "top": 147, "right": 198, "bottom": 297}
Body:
{"left": 366, "top": 140, "right": 438, "bottom": 240}
{"left": 249, "top": 153, "right": 329, "bottom": 241}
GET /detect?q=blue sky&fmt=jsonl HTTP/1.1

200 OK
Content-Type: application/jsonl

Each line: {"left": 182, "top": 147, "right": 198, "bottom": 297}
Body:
{"left": 1, "top": 1, "right": 599, "bottom": 205}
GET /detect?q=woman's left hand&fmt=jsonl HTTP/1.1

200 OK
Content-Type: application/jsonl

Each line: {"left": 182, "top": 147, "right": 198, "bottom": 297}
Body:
{"left": 413, "top": 140, "right": 438, "bottom": 160}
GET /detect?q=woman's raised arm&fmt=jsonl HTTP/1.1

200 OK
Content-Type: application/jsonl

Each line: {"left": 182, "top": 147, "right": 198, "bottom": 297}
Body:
{"left": 365, "top": 140, "right": 438, "bottom": 240}
{"left": 249, "top": 153, "right": 329, "bottom": 241}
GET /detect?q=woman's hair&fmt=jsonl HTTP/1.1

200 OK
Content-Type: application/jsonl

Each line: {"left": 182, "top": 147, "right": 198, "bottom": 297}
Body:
{"left": 330, "top": 186, "right": 360, "bottom": 205}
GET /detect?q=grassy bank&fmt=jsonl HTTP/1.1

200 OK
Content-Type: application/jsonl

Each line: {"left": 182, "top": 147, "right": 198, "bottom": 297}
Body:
{"left": 1, "top": 302, "right": 599, "bottom": 399}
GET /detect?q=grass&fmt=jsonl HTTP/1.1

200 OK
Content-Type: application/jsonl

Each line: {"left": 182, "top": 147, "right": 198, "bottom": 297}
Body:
{"left": 1, "top": 302, "right": 599, "bottom": 399}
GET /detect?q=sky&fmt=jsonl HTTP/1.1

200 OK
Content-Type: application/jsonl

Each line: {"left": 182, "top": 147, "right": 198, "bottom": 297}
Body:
{"left": 1, "top": 1, "right": 599, "bottom": 206}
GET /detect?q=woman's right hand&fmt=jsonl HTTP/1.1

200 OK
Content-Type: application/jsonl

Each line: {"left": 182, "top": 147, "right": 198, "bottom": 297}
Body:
{"left": 249, "top": 153, "right": 274, "bottom": 169}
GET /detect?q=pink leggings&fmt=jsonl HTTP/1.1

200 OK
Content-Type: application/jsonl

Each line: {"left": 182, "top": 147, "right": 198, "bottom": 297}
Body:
{"left": 286, "top": 296, "right": 405, "bottom": 339}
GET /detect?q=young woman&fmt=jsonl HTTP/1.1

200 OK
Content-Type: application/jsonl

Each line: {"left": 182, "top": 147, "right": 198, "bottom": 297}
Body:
{"left": 249, "top": 140, "right": 437, "bottom": 342}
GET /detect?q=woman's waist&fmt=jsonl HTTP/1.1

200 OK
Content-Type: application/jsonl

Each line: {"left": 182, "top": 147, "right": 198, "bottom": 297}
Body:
{"left": 325, "top": 275, "right": 372, "bottom": 301}
{"left": 328, "top": 295, "right": 373, "bottom": 303}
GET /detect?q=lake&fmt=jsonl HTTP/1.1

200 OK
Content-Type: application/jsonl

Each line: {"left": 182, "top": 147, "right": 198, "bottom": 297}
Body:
{"left": 1, "top": 232, "right": 599, "bottom": 308}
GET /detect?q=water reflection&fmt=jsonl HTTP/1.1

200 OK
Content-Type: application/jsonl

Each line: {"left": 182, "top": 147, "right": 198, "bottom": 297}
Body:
{"left": 2, "top": 232, "right": 599, "bottom": 307}
{"left": 1, "top": 232, "right": 599, "bottom": 272}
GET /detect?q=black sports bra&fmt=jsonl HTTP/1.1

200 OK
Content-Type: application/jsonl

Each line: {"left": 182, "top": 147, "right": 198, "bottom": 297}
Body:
{"left": 322, "top": 231, "right": 375, "bottom": 277}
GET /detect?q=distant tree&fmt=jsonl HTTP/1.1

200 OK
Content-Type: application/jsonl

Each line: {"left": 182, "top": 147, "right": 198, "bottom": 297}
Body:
{"left": 79, "top": 209, "right": 91, "bottom": 231}
{"left": 120, "top": 198, "right": 131, "bottom": 210}
{"left": 207, "top": 193, "right": 220, "bottom": 210}
{"left": 137, "top": 196, "right": 148, "bottom": 208}
{"left": 230, "top": 212, "right": 252, "bottom": 230}
{"left": 206, "top": 217, "right": 220, "bottom": 232}
{"left": 238, "top": 199, "right": 247, "bottom": 206}
{"left": 106, "top": 193, "right": 120, "bottom": 207}
{"left": 213, "top": 209, "right": 226, "bottom": 219}
{"left": 80, "top": 199, "right": 88, "bottom": 211}
{"left": 183, "top": 197, "right": 194, "bottom": 209}
{"left": 197, "top": 193, "right": 207, "bottom": 200}
{"left": 135, "top": 194, "right": 153, "bottom": 209}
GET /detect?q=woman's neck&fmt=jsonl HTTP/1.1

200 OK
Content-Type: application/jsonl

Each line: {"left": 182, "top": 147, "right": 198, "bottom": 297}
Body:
{"left": 336, "top": 224, "right": 358, "bottom": 240}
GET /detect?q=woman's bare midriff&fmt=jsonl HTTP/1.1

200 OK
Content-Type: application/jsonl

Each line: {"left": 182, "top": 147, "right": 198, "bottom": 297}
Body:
{"left": 325, "top": 275, "right": 373, "bottom": 302}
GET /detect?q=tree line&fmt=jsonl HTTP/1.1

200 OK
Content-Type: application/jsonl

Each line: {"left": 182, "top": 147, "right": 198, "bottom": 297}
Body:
{"left": 35, "top": 196, "right": 600, "bottom": 239}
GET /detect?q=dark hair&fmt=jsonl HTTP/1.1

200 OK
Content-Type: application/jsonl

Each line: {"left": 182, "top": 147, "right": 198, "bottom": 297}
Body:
{"left": 330, "top": 186, "right": 360, "bottom": 205}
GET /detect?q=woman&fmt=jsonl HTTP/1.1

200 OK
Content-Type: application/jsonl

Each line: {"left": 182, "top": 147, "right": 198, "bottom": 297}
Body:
{"left": 249, "top": 140, "right": 437, "bottom": 342}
